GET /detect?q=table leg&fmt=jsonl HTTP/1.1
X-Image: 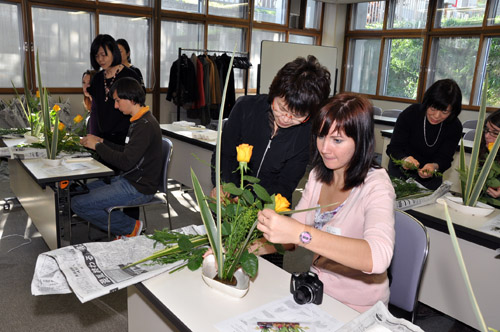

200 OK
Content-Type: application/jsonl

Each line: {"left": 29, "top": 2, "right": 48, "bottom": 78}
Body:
{"left": 56, "top": 180, "right": 72, "bottom": 247}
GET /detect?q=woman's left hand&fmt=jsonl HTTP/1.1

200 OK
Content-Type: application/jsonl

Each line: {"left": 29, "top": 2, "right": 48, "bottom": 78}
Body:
{"left": 418, "top": 163, "right": 438, "bottom": 178}
{"left": 257, "top": 209, "right": 302, "bottom": 245}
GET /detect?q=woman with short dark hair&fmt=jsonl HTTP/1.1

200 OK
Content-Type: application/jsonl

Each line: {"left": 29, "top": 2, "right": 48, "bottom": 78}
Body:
{"left": 386, "top": 78, "right": 463, "bottom": 190}
{"left": 116, "top": 38, "right": 145, "bottom": 88}
{"left": 87, "top": 34, "right": 141, "bottom": 146}
{"left": 256, "top": 93, "right": 396, "bottom": 313}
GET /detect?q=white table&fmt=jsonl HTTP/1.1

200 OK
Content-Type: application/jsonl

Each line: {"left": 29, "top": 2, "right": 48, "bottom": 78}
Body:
{"left": 9, "top": 157, "right": 114, "bottom": 249}
{"left": 160, "top": 124, "right": 216, "bottom": 194}
{"left": 409, "top": 203, "right": 500, "bottom": 330}
{"left": 127, "top": 257, "right": 360, "bottom": 332}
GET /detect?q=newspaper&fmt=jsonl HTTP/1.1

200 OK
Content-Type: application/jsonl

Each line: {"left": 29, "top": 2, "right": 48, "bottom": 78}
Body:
{"left": 395, "top": 180, "right": 451, "bottom": 211}
{"left": 31, "top": 225, "right": 207, "bottom": 303}
{"left": 336, "top": 301, "right": 423, "bottom": 331}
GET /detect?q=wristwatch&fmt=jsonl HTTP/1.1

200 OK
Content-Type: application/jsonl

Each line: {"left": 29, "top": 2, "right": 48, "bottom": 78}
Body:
{"left": 299, "top": 231, "right": 312, "bottom": 244}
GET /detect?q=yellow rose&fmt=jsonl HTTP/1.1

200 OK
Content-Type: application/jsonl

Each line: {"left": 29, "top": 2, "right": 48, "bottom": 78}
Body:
{"left": 488, "top": 142, "right": 494, "bottom": 152}
{"left": 74, "top": 114, "right": 84, "bottom": 123}
{"left": 236, "top": 144, "right": 253, "bottom": 163}
{"left": 274, "top": 194, "right": 291, "bottom": 212}
{"left": 36, "top": 90, "right": 40, "bottom": 98}
{"left": 53, "top": 104, "right": 61, "bottom": 112}
{"left": 58, "top": 122, "right": 65, "bottom": 131}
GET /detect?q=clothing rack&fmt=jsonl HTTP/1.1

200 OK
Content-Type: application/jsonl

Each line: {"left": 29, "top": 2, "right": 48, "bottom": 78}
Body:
{"left": 175, "top": 47, "right": 250, "bottom": 121}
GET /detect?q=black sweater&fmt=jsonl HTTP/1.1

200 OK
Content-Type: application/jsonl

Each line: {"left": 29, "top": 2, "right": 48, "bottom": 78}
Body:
{"left": 96, "top": 110, "right": 162, "bottom": 195}
{"left": 386, "top": 104, "right": 462, "bottom": 188}
{"left": 213, "top": 94, "right": 312, "bottom": 203}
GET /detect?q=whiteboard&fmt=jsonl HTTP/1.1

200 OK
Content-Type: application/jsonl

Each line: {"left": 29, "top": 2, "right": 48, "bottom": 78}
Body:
{"left": 259, "top": 41, "right": 337, "bottom": 95}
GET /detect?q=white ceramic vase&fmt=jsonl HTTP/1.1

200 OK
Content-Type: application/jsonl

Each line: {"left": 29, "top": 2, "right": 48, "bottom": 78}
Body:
{"left": 201, "top": 254, "right": 250, "bottom": 298}
{"left": 444, "top": 196, "right": 494, "bottom": 217}
{"left": 23, "top": 133, "right": 40, "bottom": 144}
{"left": 41, "top": 158, "right": 62, "bottom": 167}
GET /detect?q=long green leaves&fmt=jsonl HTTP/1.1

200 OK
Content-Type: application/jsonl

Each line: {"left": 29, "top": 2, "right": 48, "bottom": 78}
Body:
{"left": 459, "top": 73, "right": 500, "bottom": 206}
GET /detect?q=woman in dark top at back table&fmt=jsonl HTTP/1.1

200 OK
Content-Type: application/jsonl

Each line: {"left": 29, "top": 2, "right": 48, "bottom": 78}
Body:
{"left": 386, "top": 79, "right": 463, "bottom": 190}
{"left": 88, "top": 34, "right": 141, "bottom": 146}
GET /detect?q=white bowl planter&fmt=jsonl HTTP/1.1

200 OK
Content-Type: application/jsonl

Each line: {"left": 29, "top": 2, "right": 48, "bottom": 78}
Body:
{"left": 444, "top": 196, "right": 495, "bottom": 217}
{"left": 201, "top": 254, "right": 249, "bottom": 298}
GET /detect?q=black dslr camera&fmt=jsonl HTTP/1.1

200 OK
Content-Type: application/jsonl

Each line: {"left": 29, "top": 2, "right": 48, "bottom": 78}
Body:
{"left": 290, "top": 271, "right": 323, "bottom": 305}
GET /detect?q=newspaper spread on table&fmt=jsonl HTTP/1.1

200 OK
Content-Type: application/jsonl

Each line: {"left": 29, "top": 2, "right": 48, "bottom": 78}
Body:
{"left": 395, "top": 180, "right": 451, "bottom": 211}
{"left": 31, "top": 224, "right": 207, "bottom": 303}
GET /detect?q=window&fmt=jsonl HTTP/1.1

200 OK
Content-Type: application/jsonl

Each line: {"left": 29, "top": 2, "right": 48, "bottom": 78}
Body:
{"left": 0, "top": 2, "right": 23, "bottom": 88}
{"left": 475, "top": 37, "right": 500, "bottom": 107}
{"left": 345, "top": 39, "right": 381, "bottom": 95}
{"left": 250, "top": 30, "right": 285, "bottom": 90}
{"left": 388, "top": 0, "right": 428, "bottom": 29}
{"left": 288, "top": 34, "right": 315, "bottom": 44}
{"left": 305, "top": 0, "right": 322, "bottom": 30}
{"left": 253, "top": 0, "right": 287, "bottom": 24}
{"left": 162, "top": 0, "right": 205, "bottom": 14}
{"left": 207, "top": 25, "right": 247, "bottom": 89}
{"left": 435, "top": 0, "right": 486, "bottom": 28}
{"left": 351, "top": 1, "right": 385, "bottom": 30}
{"left": 208, "top": 0, "right": 249, "bottom": 19}
{"left": 428, "top": 37, "right": 479, "bottom": 104}
{"left": 380, "top": 38, "right": 423, "bottom": 99}
{"left": 100, "top": 15, "right": 151, "bottom": 88}
{"left": 100, "top": 0, "right": 151, "bottom": 6}
{"left": 31, "top": 7, "right": 93, "bottom": 87}
{"left": 160, "top": 20, "right": 204, "bottom": 87}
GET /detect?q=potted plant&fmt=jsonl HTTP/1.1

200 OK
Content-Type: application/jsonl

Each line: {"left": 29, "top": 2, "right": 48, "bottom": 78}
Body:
{"left": 449, "top": 73, "right": 500, "bottom": 215}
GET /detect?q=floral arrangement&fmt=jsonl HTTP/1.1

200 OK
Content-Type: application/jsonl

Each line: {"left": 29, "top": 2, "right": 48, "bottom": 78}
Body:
{"left": 390, "top": 155, "right": 442, "bottom": 177}
{"left": 11, "top": 51, "right": 87, "bottom": 157}
{"left": 457, "top": 73, "right": 500, "bottom": 207}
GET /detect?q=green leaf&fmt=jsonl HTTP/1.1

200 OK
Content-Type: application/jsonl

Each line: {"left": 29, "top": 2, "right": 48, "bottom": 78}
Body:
{"left": 224, "top": 182, "right": 243, "bottom": 196}
{"left": 243, "top": 175, "right": 260, "bottom": 183}
{"left": 187, "top": 253, "right": 203, "bottom": 271}
{"left": 241, "top": 189, "right": 254, "bottom": 204}
{"left": 178, "top": 234, "right": 194, "bottom": 251}
{"left": 253, "top": 183, "right": 272, "bottom": 202}
{"left": 240, "top": 251, "right": 258, "bottom": 278}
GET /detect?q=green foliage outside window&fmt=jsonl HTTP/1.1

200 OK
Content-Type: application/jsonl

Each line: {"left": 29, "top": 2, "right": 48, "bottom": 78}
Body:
{"left": 385, "top": 38, "right": 422, "bottom": 99}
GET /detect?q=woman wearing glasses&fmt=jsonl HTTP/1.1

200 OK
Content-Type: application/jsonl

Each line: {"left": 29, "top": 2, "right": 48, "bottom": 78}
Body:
{"left": 386, "top": 79, "right": 463, "bottom": 190}
{"left": 480, "top": 109, "right": 500, "bottom": 202}
{"left": 212, "top": 55, "right": 331, "bottom": 203}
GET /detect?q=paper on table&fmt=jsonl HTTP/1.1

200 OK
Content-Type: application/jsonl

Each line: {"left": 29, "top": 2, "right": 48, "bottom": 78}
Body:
{"left": 214, "top": 295, "right": 343, "bottom": 332}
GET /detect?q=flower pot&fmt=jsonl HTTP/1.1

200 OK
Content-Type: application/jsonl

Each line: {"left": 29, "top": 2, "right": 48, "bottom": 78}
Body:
{"left": 42, "top": 158, "right": 62, "bottom": 167}
{"left": 443, "top": 196, "right": 494, "bottom": 217}
{"left": 24, "top": 133, "right": 40, "bottom": 144}
{"left": 201, "top": 254, "right": 249, "bottom": 298}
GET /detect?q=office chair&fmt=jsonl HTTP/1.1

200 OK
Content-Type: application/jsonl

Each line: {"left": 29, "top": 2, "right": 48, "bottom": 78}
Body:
{"left": 382, "top": 109, "right": 403, "bottom": 118}
{"left": 372, "top": 106, "right": 383, "bottom": 116}
{"left": 388, "top": 210, "right": 429, "bottom": 322}
{"left": 462, "top": 120, "right": 478, "bottom": 130}
{"left": 463, "top": 129, "right": 476, "bottom": 141}
{"left": 102, "top": 137, "right": 174, "bottom": 240}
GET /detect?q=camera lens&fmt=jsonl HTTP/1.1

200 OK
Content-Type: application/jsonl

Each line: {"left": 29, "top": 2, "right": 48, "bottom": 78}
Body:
{"left": 293, "top": 285, "right": 315, "bottom": 305}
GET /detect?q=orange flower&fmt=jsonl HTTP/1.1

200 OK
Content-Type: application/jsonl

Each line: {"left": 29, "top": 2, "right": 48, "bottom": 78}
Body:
{"left": 74, "top": 114, "right": 84, "bottom": 123}
{"left": 236, "top": 144, "right": 253, "bottom": 163}
{"left": 274, "top": 194, "right": 291, "bottom": 212}
{"left": 53, "top": 104, "right": 61, "bottom": 112}
{"left": 58, "top": 122, "right": 65, "bottom": 131}
{"left": 488, "top": 142, "right": 494, "bottom": 152}
{"left": 36, "top": 90, "right": 40, "bottom": 98}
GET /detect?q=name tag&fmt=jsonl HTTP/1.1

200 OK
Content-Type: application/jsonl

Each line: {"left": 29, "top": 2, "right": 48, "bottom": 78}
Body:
{"left": 325, "top": 225, "right": 341, "bottom": 236}
{"left": 125, "top": 136, "right": 130, "bottom": 144}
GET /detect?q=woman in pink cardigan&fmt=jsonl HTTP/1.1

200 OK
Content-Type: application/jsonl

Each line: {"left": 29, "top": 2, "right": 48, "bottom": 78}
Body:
{"left": 257, "top": 93, "right": 396, "bottom": 313}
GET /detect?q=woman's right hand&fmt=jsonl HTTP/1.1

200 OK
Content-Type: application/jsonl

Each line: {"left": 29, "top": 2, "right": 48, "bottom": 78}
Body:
{"left": 403, "top": 156, "right": 420, "bottom": 170}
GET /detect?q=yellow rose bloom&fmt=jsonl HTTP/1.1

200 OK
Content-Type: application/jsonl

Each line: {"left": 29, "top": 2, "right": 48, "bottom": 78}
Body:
{"left": 74, "top": 114, "right": 84, "bottom": 123}
{"left": 53, "top": 104, "right": 61, "bottom": 112}
{"left": 488, "top": 142, "right": 494, "bottom": 152}
{"left": 274, "top": 194, "right": 291, "bottom": 212}
{"left": 236, "top": 144, "right": 253, "bottom": 163}
{"left": 58, "top": 122, "right": 65, "bottom": 131}
{"left": 36, "top": 90, "right": 40, "bottom": 98}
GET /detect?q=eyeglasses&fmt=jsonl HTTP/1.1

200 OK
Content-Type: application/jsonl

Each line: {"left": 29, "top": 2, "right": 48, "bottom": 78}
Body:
{"left": 272, "top": 100, "right": 310, "bottom": 124}
{"left": 484, "top": 126, "right": 500, "bottom": 138}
